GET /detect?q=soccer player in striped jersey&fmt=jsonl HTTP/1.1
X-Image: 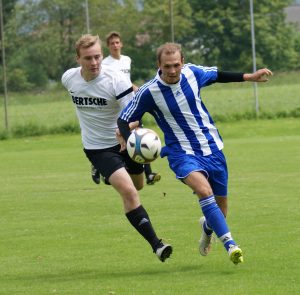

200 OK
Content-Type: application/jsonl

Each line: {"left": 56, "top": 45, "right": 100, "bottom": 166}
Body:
{"left": 117, "top": 42, "right": 272, "bottom": 264}
{"left": 61, "top": 35, "right": 172, "bottom": 262}
{"left": 91, "top": 31, "right": 161, "bottom": 186}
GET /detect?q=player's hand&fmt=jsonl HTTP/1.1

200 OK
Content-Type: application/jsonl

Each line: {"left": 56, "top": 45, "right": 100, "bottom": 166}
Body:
{"left": 129, "top": 121, "right": 139, "bottom": 130}
{"left": 244, "top": 68, "right": 273, "bottom": 82}
{"left": 116, "top": 121, "right": 140, "bottom": 152}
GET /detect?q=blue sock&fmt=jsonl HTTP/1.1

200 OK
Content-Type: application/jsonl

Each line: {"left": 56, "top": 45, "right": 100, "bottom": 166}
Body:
{"left": 199, "top": 195, "right": 236, "bottom": 251}
{"left": 203, "top": 219, "right": 213, "bottom": 236}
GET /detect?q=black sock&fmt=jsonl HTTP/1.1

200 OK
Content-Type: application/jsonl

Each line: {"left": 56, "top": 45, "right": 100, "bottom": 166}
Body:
{"left": 126, "top": 205, "right": 161, "bottom": 252}
{"left": 144, "top": 164, "right": 152, "bottom": 178}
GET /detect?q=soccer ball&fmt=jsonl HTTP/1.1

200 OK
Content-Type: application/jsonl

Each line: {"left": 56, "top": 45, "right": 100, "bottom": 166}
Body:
{"left": 127, "top": 128, "right": 162, "bottom": 164}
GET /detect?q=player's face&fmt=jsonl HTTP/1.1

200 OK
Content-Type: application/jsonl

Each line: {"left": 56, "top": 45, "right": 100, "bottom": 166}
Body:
{"left": 108, "top": 37, "right": 123, "bottom": 58}
{"left": 159, "top": 51, "right": 183, "bottom": 84}
{"left": 77, "top": 42, "right": 103, "bottom": 81}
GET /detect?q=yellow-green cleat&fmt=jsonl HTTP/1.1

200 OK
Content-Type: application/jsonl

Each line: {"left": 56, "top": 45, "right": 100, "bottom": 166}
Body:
{"left": 146, "top": 172, "right": 161, "bottom": 185}
{"left": 228, "top": 245, "right": 243, "bottom": 265}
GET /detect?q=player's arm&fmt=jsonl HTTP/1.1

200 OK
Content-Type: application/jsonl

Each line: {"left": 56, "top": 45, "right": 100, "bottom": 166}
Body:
{"left": 132, "top": 83, "right": 139, "bottom": 93}
{"left": 116, "top": 119, "right": 139, "bottom": 151}
{"left": 217, "top": 68, "right": 272, "bottom": 83}
{"left": 117, "top": 87, "right": 149, "bottom": 150}
{"left": 243, "top": 68, "right": 273, "bottom": 82}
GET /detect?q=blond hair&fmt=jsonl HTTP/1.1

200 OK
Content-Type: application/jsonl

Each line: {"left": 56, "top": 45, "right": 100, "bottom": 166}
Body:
{"left": 75, "top": 34, "right": 102, "bottom": 56}
{"left": 156, "top": 42, "right": 183, "bottom": 63}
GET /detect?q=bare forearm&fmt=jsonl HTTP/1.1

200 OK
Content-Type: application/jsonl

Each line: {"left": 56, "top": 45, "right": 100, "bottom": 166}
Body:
{"left": 243, "top": 68, "right": 273, "bottom": 82}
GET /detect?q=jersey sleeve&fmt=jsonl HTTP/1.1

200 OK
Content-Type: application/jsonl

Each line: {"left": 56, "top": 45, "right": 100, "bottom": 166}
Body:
{"left": 113, "top": 70, "right": 135, "bottom": 110}
{"left": 187, "top": 64, "right": 218, "bottom": 88}
{"left": 61, "top": 68, "right": 73, "bottom": 89}
{"left": 119, "top": 87, "right": 152, "bottom": 123}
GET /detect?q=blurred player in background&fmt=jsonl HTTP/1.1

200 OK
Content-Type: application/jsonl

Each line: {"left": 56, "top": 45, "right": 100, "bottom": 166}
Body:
{"left": 117, "top": 42, "right": 273, "bottom": 264}
{"left": 62, "top": 34, "right": 172, "bottom": 262}
{"left": 91, "top": 31, "right": 161, "bottom": 186}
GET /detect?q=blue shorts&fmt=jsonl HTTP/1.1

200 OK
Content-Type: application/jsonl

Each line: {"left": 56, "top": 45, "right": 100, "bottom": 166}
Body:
{"left": 167, "top": 150, "right": 228, "bottom": 197}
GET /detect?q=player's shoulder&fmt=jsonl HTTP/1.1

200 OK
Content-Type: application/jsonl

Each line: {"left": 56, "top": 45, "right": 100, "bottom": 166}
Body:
{"left": 120, "top": 55, "right": 131, "bottom": 62}
{"left": 184, "top": 63, "right": 217, "bottom": 72}
{"left": 102, "top": 55, "right": 113, "bottom": 65}
{"left": 61, "top": 67, "right": 80, "bottom": 85}
{"left": 101, "top": 65, "right": 127, "bottom": 81}
{"left": 182, "top": 64, "right": 218, "bottom": 80}
{"left": 134, "top": 76, "right": 158, "bottom": 98}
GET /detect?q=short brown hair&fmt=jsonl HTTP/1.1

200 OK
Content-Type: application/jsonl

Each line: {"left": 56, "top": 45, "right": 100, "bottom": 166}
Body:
{"left": 105, "top": 31, "right": 121, "bottom": 46}
{"left": 75, "top": 34, "right": 101, "bottom": 56}
{"left": 156, "top": 42, "right": 183, "bottom": 63}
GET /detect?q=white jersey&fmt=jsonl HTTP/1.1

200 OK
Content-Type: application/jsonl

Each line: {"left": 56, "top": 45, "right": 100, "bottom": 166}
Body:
{"left": 102, "top": 55, "right": 132, "bottom": 82}
{"left": 62, "top": 66, "right": 134, "bottom": 149}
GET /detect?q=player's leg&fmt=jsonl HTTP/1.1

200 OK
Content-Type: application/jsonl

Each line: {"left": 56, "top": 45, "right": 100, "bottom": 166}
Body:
{"left": 198, "top": 196, "right": 227, "bottom": 255}
{"left": 184, "top": 171, "right": 243, "bottom": 264}
{"left": 144, "top": 163, "right": 161, "bottom": 185}
{"left": 108, "top": 167, "right": 141, "bottom": 211}
{"left": 169, "top": 152, "right": 242, "bottom": 263}
{"left": 216, "top": 196, "right": 228, "bottom": 217}
{"left": 200, "top": 152, "right": 229, "bottom": 253}
{"left": 199, "top": 196, "right": 228, "bottom": 248}
{"left": 197, "top": 150, "right": 231, "bottom": 256}
{"left": 91, "top": 164, "right": 100, "bottom": 184}
{"left": 85, "top": 146, "right": 172, "bottom": 262}
{"left": 90, "top": 164, "right": 111, "bottom": 185}
{"left": 109, "top": 167, "right": 172, "bottom": 262}
{"left": 200, "top": 197, "right": 227, "bottom": 240}
{"left": 129, "top": 173, "right": 144, "bottom": 191}
{"left": 122, "top": 148, "right": 172, "bottom": 261}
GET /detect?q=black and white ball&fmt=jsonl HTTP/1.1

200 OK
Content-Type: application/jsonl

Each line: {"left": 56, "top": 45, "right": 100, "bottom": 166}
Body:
{"left": 127, "top": 128, "right": 162, "bottom": 164}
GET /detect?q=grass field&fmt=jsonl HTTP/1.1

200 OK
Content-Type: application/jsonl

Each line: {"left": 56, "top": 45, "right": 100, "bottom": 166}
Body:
{"left": 0, "top": 118, "right": 299, "bottom": 295}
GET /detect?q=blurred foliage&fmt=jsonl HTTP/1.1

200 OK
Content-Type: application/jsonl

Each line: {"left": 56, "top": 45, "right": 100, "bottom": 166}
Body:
{"left": 0, "top": 0, "right": 300, "bottom": 91}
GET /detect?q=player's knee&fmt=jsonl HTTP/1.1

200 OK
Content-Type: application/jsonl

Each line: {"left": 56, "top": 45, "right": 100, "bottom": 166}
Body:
{"left": 195, "top": 186, "right": 213, "bottom": 198}
{"left": 121, "top": 190, "right": 140, "bottom": 211}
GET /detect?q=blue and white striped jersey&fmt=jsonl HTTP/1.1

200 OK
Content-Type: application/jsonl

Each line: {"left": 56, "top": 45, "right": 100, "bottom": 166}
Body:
{"left": 120, "top": 63, "right": 223, "bottom": 157}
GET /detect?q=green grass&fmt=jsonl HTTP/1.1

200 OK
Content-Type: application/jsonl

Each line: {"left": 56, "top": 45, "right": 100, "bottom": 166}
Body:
{"left": 0, "top": 71, "right": 299, "bottom": 138}
{"left": 0, "top": 118, "right": 299, "bottom": 294}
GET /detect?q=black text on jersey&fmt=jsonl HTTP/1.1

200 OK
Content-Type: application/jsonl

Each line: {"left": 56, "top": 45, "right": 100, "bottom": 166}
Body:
{"left": 72, "top": 95, "right": 108, "bottom": 106}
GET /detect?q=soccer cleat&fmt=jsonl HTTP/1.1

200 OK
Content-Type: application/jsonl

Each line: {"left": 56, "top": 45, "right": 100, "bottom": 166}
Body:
{"left": 199, "top": 216, "right": 213, "bottom": 256}
{"left": 91, "top": 165, "right": 100, "bottom": 184}
{"left": 228, "top": 245, "right": 244, "bottom": 265}
{"left": 155, "top": 244, "right": 173, "bottom": 262}
{"left": 146, "top": 173, "right": 161, "bottom": 185}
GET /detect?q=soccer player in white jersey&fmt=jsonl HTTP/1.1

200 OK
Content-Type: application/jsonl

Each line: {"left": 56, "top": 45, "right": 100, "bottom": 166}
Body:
{"left": 91, "top": 31, "right": 160, "bottom": 186}
{"left": 102, "top": 31, "right": 138, "bottom": 92}
{"left": 61, "top": 34, "right": 172, "bottom": 262}
{"left": 117, "top": 42, "right": 273, "bottom": 265}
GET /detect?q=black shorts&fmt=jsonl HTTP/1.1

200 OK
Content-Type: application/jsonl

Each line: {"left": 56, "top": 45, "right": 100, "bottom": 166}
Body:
{"left": 84, "top": 145, "right": 144, "bottom": 179}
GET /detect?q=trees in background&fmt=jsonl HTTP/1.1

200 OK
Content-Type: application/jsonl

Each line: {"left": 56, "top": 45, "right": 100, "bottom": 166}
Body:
{"left": 1, "top": 0, "right": 299, "bottom": 91}
{"left": 184, "top": 0, "right": 300, "bottom": 71}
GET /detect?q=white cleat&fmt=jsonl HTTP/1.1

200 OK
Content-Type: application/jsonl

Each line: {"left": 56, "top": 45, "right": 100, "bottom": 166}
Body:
{"left": 199, "top": 216, "right": 213, "bottom": 256}
{"left": 156, "top": 244, "right": 173, "bottom": 262}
